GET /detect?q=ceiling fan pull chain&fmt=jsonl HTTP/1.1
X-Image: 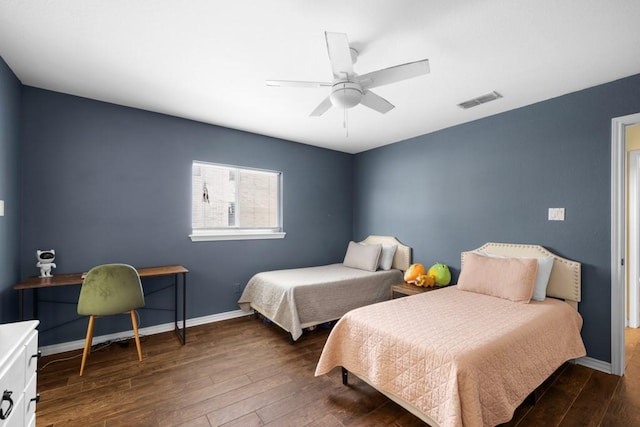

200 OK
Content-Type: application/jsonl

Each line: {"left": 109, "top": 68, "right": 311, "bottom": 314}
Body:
{"left": 343, "top": 108, "right": 349, "bottom": 137}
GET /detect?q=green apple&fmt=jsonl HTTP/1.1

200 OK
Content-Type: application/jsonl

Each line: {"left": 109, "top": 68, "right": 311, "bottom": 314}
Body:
{"left": 427, "top": 263, "right": 451, "bottom": 286}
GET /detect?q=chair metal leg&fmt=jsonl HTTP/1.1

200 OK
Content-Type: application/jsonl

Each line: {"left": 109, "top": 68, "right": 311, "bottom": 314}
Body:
{"left": 80, "top": 315, "right": 95, "bottom": 376}
{"left": 131, "top": 310, "right": 143, "bottom": 361}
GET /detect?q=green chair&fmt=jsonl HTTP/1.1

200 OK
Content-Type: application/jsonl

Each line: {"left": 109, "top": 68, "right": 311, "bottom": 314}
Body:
{"left": 77, "top": 263, "right": 145, "bottom": 376}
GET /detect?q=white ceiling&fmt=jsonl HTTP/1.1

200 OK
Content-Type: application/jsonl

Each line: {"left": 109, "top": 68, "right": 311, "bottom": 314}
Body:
{"left": 1, "top": 1, "right": 639, "bottom": 154}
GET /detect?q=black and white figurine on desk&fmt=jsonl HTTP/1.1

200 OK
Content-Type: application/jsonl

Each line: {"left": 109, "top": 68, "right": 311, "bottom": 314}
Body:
{"left": 37, "top": 249, "right": 56, "bottom": 277}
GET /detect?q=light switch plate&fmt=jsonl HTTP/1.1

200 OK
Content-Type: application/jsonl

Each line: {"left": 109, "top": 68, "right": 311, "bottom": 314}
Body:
{"left": 548, "top": 208, "right": 565, "bottom": 221}
{"left": 0, "top": 200, "right": 4, "bottom": 217}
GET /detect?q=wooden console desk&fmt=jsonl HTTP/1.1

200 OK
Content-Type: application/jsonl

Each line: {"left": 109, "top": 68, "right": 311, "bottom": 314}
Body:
{"left": 14, "top": 264, "right": 189, "bottom": 344}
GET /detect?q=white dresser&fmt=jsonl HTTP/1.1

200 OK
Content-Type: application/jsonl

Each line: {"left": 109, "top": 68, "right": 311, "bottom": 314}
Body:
{"left": 0, "top": 321, "right": 39, "bottom": 427}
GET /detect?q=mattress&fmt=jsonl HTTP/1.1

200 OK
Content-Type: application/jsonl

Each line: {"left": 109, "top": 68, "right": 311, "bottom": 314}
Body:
{"left": 315, "top": 286, "right": 586, "bottom": 427}
{"left": 238, "top": 263, "right": 402, "bottom": 340}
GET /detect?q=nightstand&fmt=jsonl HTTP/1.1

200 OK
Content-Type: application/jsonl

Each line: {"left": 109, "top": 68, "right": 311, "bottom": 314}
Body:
{"left": 390, "top": 282, "right": 446, "bottom": 299}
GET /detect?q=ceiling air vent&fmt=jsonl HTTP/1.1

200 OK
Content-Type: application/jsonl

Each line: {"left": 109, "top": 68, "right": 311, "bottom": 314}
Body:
{"left": 457, "top": 91, "right": 503, "bottom": 109}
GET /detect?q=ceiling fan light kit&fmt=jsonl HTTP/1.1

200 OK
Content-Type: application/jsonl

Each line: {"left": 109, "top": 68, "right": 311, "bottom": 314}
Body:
{"left": 267, "top": 31, "right": 430, "bottom": 117}
{"left": 330, "top": 82, "right": 363, "bottom": 109}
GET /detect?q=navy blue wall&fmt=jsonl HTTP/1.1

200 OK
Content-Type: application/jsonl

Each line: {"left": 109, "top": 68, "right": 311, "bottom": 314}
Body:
{"left": 19, "top": 87, "right": 353, "bottom": 346}
{"left": 354, "top": 74, "right": 640, "bottom": 363}
{"left": 9, "top": 59, "right": 640, "bottom": 361}
{"left": 0, "top": 57, "right": 22, "bottom": 322}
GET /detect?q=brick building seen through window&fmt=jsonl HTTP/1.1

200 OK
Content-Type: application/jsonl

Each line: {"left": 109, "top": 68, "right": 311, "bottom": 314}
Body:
{"left": 192, "top": 161, "right": 281, "bottom": 233}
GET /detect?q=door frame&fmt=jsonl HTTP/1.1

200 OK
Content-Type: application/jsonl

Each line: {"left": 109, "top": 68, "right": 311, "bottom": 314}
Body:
{"left": 611, "top": 112, "right": 640, "bottom": 375}
{"left": 629, "top": 151, "right": 640, "bottom": 328}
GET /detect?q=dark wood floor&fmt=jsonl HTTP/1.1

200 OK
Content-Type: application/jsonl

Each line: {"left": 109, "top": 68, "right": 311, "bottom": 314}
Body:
{"left": 36, "top": 316, "right": 640, "bottom": 427}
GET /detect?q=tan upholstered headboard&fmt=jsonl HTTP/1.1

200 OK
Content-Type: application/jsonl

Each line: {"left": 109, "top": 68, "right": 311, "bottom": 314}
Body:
{"left": 461, "top": 242, "right": 581, "bottom": 310}
{"left": 360, "top": 235, "right": 412, "bottom": 271}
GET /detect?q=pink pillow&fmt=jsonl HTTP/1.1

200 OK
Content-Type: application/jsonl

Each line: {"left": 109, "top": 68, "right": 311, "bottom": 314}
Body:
{"left": 457, "top": 252, "right": 538, "bottom": 303}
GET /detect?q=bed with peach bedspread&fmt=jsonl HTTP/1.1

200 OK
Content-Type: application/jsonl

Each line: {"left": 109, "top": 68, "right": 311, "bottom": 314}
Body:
{"left": 315, "top": 243, "right": 586, "bottom": 427}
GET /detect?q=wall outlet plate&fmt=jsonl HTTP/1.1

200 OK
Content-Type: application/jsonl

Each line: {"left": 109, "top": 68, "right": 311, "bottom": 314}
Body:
{"left": 548, "top": 208, "right": 565, "bottom": 221}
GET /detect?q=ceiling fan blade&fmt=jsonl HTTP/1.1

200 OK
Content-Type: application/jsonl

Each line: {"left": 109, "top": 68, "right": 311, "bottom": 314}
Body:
{"left": 310, "top": 96, "right": 333, "bottom": 116}
{"left": 359, "top": 59, "right": 430, "bottom": 89}
{"left": 360, "top": 90, "right": 395, "bottom": 114}
{"left": 325, "top": 32, "right": 354, "bottom": 79}
{"left": 266, "top": 80, "right": 332, "bottom": 88}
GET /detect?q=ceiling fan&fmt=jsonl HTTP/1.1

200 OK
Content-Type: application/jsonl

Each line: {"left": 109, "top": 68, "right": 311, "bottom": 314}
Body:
{"left": 266, "top": 32, "right": 430, "bottom": 116}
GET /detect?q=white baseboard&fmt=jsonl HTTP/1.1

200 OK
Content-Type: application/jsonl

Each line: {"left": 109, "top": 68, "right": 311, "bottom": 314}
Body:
{"left": 575, "top": 356, "right": 612, "bottom": 374}
{"left": 40, "top": 312, "right": 618, "bottom": 378}
{"left": 39, "top": 309, "right": 251, "bottom": 356}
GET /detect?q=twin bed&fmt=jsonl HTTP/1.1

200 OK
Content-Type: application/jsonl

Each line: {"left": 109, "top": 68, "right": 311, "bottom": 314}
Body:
{"left": 315, "top": 242, "right": 586, "bottom": 427}
{"left": 238, "top": 235, "right": 411, "bottom": 341}
{"left": 238, "top": 239, "right": 586, "bottom": 426}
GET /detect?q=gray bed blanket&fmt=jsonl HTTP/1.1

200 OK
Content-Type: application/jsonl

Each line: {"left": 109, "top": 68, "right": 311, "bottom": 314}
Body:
{"left": 238, "top": 263, "right": 402, "bottom": 340}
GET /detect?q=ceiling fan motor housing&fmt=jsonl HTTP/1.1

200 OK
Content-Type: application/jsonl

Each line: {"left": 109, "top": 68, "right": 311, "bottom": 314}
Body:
{"left": 330, "top": 81, "right": 363, "bottom": 109}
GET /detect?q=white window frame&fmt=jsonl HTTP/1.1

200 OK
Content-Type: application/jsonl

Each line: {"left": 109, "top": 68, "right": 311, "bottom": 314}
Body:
{"left": 190, "top": 161, "right": 285, "bottom": 242}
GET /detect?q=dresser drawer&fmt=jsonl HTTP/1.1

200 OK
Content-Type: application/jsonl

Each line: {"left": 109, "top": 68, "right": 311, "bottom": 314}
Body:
{"left": 22, "top": 331, "right": 38, "bottom": 384}
{"left": 23, "top": 375, "right": 36, "bottom": 427}
{"left": 0, "top": 347, "right": 25, "bottom": 427}
{"left": 0, "top": 392, "right": 24, "bottom": 427}
{"left": 0, "top": 321, "right": 38, "bottom": 427}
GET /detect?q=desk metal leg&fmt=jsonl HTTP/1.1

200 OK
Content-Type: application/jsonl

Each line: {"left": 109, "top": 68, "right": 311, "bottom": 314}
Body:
{"left": 33, "top": 288, "right": 39, "bottom": 319}
{"left": 174, "top": 272, "right": 186, "bottom": 345}
{"left": 182, "top": 272, "right": 186, "bottom": 344}
{"left": 17, "top": 288, "right": 38, "bottom": 321}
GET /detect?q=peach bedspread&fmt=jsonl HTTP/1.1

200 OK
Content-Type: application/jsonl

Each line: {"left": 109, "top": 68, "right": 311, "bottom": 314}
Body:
{"left": 315, "top": 287, "right": 586, "bottom": 427}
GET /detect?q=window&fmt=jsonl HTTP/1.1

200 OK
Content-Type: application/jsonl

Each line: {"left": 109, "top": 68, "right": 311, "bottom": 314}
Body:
{"left": 190, "top": 161, "right": 285, "bottom": 241}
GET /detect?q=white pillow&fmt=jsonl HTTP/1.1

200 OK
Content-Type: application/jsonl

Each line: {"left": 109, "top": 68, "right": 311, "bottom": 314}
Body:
{"left": 473, "top": 251, "right": 554, "bottom": 301}
{"left": 343, "top": 241, "right": 382, "bottom": 272}
{"left": 378, "top": 244, "right": 398, "bottom": 270}
{"left": 531, "top": 256, "right": 554, "bottom": 301}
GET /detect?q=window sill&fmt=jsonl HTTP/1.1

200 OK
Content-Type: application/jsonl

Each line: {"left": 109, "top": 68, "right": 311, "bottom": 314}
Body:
{"left": 189, "top": 231, "right": 286, "bottom": 242}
